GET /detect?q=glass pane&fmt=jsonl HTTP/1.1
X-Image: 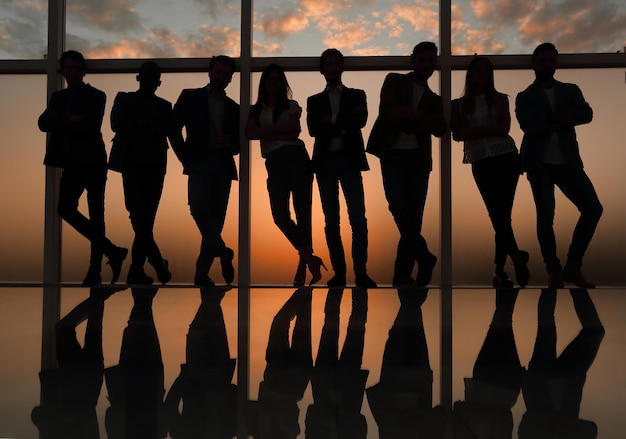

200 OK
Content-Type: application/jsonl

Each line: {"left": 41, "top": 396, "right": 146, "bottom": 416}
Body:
{"left": 451, "top": 68, "right": 626, "bottom": 286}
{"left": 253, "top": 0, "right": 440, "bottom": 56}
{"left": 451, "top": 0, "right": 626, "bottom": 54}
{"left": 0, "top": 1, "right": 48, "bottom": 59}
{"left": 250, "top": 70, "right": 441, "bottom": 286}
{"left": 0, "top": 75, "right": 46, "bottom": 281}
{"left": 59, "top": 71, "right": 240, "bottom": 284}
{"left": 66, "top": 0, "right": 241, "bottom": 58}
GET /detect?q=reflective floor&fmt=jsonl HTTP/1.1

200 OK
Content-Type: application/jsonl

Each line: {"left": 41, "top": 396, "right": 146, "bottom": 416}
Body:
{"left": 0, "top": 286, "right": 624, "bottom": 438}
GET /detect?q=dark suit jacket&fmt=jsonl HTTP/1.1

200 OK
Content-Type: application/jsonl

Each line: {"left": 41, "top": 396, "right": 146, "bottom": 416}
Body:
{"left": 515, "top": 80, "right": 593, "bottom": 172}
{"left": 110, "top": 90, "right": 172, "bottom": 172}
{"left": 366, "top": 72, "right": 447, "bottom": 171}
{"left": 306, "top": 86, "right": 369, "bottom": 172}
{"left": 38, "top": 83, "right": 107, "bottom": 169}
{"left": 171, "top": 86, "right": 240, "bottom": 179}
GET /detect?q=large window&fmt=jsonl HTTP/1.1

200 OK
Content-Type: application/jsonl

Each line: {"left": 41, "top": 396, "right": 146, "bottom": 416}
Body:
{"left": 0, "top": 0, "right": 624, "bottom": 286}
{"left": 66, "top": 0, "right": 242, "bottom": 58}
{"left": 0, "top": 76, "right": 46, "bottom": 281}
{"left": 451, "top": 0, "right": 626, "bottom": 55}
{"left": 451, "top": 68, "right": 626, "bottom": 286}
{"left": 252, "top": 0, "right": 440, "bottom": 56}
{"left": 0, "top": 2, "right": 47, "bottom": 59}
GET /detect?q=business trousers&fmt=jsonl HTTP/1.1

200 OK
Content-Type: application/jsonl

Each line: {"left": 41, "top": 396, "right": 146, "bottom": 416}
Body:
{"left": 527, "top": 164, "right": 603, "bottom": 272}
{"left": 123, "top": 164, "right": 166, "bottom": 271}
{"left": 380, "top": 149, "right": 433, "bottom": 281}
{"left": 265, "top": 144, "right": 313, "bottom": 252}
{"left": 316, "top": 152, "right": 368, "bottom": 276}
{"left": 57, "top": 164, "right": 114, "bottom": 270}
{"left": 471, "top": 151, "right": 521, "bottom": 266}
{"left": 187, "top": 154, "right": 232, "bottom": 274}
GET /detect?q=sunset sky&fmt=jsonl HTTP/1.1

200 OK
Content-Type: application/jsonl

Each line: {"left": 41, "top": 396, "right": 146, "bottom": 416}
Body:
{"left": 0, "top": 1, "right": 625, "bottom": 286}
{"left": 1, "top": 0, "right": 625, "bottom": 59}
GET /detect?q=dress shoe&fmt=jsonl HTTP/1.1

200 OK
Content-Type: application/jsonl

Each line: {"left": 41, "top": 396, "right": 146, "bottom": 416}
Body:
{"left": 327, "top": 273, "right": 347, "bottom": 287}
{"left": 416, "top": 253, "right": 437, "bottom": 287}
{"left": 563, "top": 264, "right": 596, "bottom": 289}
{"left": 127, "top": 268, "right": 154, "bottom": 285}
{"left": 355, "top": 273, "right": 377, "bottom": 288}
{"left": 220, "top": 247, "right": 235, "bottom": 284}
{"left": 194, "top": 272, "right": 215, "bottom": 287}
{"left": 511, "top": 250, "right": 530, "bottom": 287}
{"left": 107, "top": 246, "right": 128, "bottom": 284}
{"left": 155, "top": 259, "right": 172, "bottom": 284}
{"left": 293, "top": 258, "right": 307, "bottom": 286}
{"left": 492, "top": 272, "right": 514, "bottom": 288}
{"left": 82, "top": 269, "right": 101, "bottom": 287}
{"left": 548, "top": 267, "right": 564, "bottom": 289}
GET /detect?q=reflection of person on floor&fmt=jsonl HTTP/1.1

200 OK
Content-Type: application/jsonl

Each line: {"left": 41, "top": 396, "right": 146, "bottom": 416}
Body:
{"left": 366, "top": 288, "right": 447, "bottom": 438}
{"left": 518, "top": 288, "right": 604, "bottom": 439}
{"left": 104, "top": 288, "right": 166, "bottom": 439}
{"left": 32, "top": 287, "right": 121, "bottom": 438}
{"left": 164, "top": 287, "right": 237, "bottom": 438}
{"left": 305, "top": 288, "right": 369, "bottom": 438}
{"left": 451, "top": 288, "right": 523, "bottom": 438}
{"left": 248, "top": 287, "right": 313, "bottom": 439}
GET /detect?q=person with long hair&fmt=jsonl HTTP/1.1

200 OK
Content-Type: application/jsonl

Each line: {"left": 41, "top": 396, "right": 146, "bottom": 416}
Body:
{"left": 451, "top": 56, "right": 530, "bottom": 287}
{"left": 246, "top": 64, "right": 326, "bottom": 286}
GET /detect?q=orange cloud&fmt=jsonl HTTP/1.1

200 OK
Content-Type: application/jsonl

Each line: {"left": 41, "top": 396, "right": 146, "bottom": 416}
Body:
{"left": 83, "top": 25, "right": 241, "bottom": 59}
{"left": 67, "top": 0, "right": 143, "bottom": 34}
{"left": 253, "top": 41, "right": 284, "bottom": 56}
{"left": 385, "top": 3, "right": 439, "bottom": 37}
{"left": 254, "top": 9, "right": 309, "bottom": 38}
{"left": 317, "top": 15, "right": 378, "bottom": 50}
{"left": 351, "top": 46, "right": 390, "bottom": 56}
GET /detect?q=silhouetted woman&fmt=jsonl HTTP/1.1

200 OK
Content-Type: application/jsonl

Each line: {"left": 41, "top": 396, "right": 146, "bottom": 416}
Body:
{"left": 451, "top": 56, "right": 530, "bottom": 288}
{"left": 246, "top": 63, "right": 326, "bottom": 286}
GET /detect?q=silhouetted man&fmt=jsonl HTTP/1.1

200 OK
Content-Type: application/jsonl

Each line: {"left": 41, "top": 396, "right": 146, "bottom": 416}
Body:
{"left": 307, "top": 49, "right": 376, "bottom": 288}
{"left": 515, "top": 42, "right": 603, "bottom": 289}
{"left": 110, "top": 61, "right": 172, "bottom": 285}
{"left": 38, "top": 50, "right": 127, "bottom": 286}
{"left": 366, "top": 42, "right": 447, "bottom": 287}
{"left": 171, "top": 55, "right": 239, "bottom": 287}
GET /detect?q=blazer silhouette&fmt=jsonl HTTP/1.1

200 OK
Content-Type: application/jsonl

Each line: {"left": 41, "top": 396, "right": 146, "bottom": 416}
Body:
{"left": 38, "top": 83, "right": 107, "bottom": 168}
{"left": 110, "top": 90, "right": 172, "bottom": 171}
{"left": 306, "top": 86, "right": 369, "bottom": 172}
{"left": 515, "top": 79, "right": 593, "bottom": 172}
{"left": 366, "top": 72, "right": 446, "bottom": 170}
{"left": 171, "top": 86, "right": 240, "bottom": 178}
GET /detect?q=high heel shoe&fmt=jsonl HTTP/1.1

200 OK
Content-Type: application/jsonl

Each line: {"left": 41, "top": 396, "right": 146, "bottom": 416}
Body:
{"left": 306, "top": 255, "right": 327, "bottom": 286}
{"left": 293, "top": 258, "right": 307, "bottom": 286}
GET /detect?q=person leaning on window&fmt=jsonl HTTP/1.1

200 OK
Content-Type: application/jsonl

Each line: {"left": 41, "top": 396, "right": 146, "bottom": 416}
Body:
{"left": 38, "top": 50, "right": 127, "bottom": 286}
{"left": 366, "top": 42, "right": 447, "bottom": 287}
{"left": 451, "top": 56, "right": 530, "bottom": 288}
{"left": 246, "top": 63, "right": 326, "bottom": 286}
